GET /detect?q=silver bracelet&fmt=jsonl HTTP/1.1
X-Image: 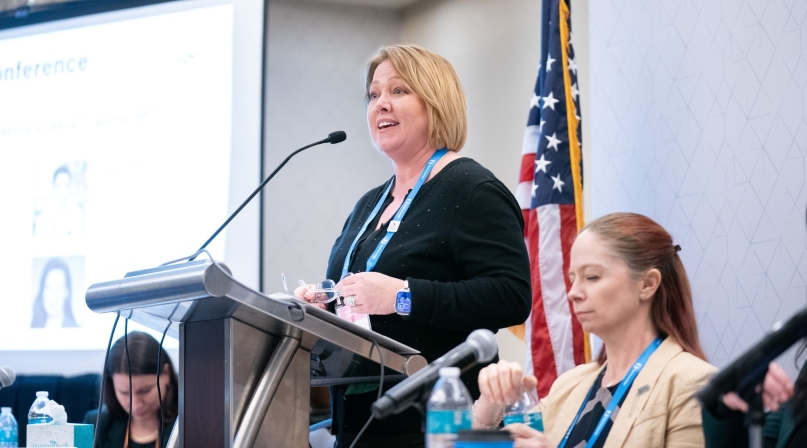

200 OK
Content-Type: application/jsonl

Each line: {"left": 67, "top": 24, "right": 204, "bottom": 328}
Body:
{"left": 472, "top": 402, "right": 503, "bottom": 430}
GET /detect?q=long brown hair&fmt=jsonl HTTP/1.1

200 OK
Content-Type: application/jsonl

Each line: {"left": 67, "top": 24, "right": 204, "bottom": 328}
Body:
{"left": 104, "top": 331, "right": 178, "bottom": 424}
{"left": 583, "top": 213, "right": 706, "bottom": 363}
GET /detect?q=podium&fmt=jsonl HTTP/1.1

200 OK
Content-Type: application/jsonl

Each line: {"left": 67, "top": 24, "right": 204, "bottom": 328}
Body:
{"left": 85, "top": 260, "right": 427, "bottom": 448}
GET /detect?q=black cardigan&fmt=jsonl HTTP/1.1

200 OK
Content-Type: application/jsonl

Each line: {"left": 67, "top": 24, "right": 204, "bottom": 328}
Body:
{"left": 83, "top": 409, "right": 174, "bottom": 448}
{"left": 326, "top": 158, "right": 531, "bottom": 439}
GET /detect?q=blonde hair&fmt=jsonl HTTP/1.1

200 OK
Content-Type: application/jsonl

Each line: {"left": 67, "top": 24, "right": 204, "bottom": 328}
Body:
{"left": 365, "top": 45, "right": 467, "bottom": 152}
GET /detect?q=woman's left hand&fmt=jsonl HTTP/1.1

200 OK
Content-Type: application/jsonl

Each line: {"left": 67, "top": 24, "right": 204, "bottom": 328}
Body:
{"left": 337, "top": 272, "right": 402, "bottom": 315}
{"left": 505, "top": 423, "right": 553, "bottom": 448}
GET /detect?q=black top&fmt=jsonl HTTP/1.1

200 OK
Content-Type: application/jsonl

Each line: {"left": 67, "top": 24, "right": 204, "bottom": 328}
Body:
{"left": 84, "top": 409, "right": 174, "bottom": 448}
{"left": 701, "top": 359, "right": 807, "bottom": 448}
{"left": 325, "top": 158, "right": 531, "bottom": 438}
{"left": 129, "top": 441, "right": 157, "bottom": 448}
{"left": 785, "top": 422, "right": 807, "bottom": 448}
{"left": 564, "top": 369, "right": 631, "bottom": 448}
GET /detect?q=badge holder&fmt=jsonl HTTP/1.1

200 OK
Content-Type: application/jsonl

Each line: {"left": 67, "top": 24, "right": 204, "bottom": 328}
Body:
{"left": 335, "top": 296, "right": 372, "bottom": 331}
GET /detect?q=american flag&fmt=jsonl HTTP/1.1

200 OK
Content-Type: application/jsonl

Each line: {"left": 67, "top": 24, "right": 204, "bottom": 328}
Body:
{"left": 513, "top": 0, "right": 588, "bottom": 397}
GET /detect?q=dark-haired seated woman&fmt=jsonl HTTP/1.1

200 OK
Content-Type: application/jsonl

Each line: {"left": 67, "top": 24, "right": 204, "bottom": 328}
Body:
{"left": 474, "top": 213, "right": 717, "bottom": 447}
{"left": 84, "top": 331, "right": 178, "bottom": 448}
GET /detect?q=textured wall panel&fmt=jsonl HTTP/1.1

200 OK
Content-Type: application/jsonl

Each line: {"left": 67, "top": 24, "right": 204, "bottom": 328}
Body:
{"left": 589, "top": 0, "right": 807, "bottom": 369}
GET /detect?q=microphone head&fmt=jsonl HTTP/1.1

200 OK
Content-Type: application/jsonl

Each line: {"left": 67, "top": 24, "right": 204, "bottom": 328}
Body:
{"left": 371, "top": 395, "right": 395, "bottom": 419}
{"left": 467, "top": 329, "right": 498, "bottom": 363}
{"left": 328, "top": 131, "right": 347, "bottom": 144}
{"left": 0, "top": 366, "right": 15, "bottom": 388}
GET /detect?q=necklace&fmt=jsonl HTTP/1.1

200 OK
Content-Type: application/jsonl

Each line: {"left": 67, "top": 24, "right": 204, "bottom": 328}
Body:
{"left": 130, "top": 429, "right": 159, "bottom": 443}
{"left": 603, "top": 367, "right": 623, "bottom": 388}
{"left": 124, "top": 425, "right": 159, "bottom": 448}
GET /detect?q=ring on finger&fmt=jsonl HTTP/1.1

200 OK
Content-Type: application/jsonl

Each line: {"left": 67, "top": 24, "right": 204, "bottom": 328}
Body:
{"left": 346, "top": 296, "right": 356, "bottom": 307}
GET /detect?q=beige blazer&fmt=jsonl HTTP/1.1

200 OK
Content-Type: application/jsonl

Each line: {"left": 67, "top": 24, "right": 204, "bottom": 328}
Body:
{"left": 540, "top": 338, "right": 716, "bottom": 448}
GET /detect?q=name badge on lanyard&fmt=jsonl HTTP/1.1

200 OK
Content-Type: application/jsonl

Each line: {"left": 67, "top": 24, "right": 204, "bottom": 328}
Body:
{"left": 341, "top": 149, "right": 447, "bottom": 278}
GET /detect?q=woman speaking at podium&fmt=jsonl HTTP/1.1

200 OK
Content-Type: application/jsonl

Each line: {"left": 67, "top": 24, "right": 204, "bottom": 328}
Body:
{"left": 473, "top": 213, "right": 716, "bottom": 447}
{"left": 296, "top": 44, "right": 531, "bottom": 447}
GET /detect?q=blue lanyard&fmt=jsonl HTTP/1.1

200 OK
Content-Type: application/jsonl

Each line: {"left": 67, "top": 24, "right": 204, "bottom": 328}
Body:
{"left": 341, "top": 149, "right": 447, "bottom": 278}
{"left": 557, "top": 337, "right": 663, "bottom": 448}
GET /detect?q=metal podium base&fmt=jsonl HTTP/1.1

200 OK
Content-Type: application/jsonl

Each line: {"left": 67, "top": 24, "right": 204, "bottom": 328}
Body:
{"left": 180, "top": 318, "right": 310, "bottom": 447}
{"left": 86, "top": 260, "right": 426, "bottom": 448}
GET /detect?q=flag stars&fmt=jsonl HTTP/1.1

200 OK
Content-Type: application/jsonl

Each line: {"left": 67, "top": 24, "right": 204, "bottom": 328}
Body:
{"left": 546, "top": 132, "right": 561, "bottom": 151}
{"left": 531, "top": 182, "right": 539, "bottom": 197}
{"left": 539, "top": 119, "right": 546, "bottom": 132}
{"left": 568, "top": 58, "right": 577, "bottom": 75}
{"left": 546, "top": 54, "right": 555, "bottom": 72}
{"left": 571, "top": 83, "right": 579, "bottom": 101}
{"left": 535, "top": 153, "right": 552, "bottom": 173}
{"left": 530, "top": 93, "right": 541, "bottom": 109}
{"left": 542, "top": 91, "right": 559, "bottom": 110}
{"left": 551, "top": 174, "right": 565, "bottom": 192}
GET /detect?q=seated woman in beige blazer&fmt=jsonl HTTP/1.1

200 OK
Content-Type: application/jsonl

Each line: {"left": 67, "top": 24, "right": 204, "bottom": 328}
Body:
{"left": 473, "top": 213, "right": 716, "bottom": 448}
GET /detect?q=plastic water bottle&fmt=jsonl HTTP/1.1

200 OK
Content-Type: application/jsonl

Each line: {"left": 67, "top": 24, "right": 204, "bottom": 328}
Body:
{"left": 0, "top": 407, "right": 18, "bottom": 447}
{"left": 27, "top": 391, "right": 52, "bottom": 425}
{"left": 426, "top": 367, "right": 472, "bottom": 448}
{"left": 502, "top": 388, "right": 543, "bottom": 431}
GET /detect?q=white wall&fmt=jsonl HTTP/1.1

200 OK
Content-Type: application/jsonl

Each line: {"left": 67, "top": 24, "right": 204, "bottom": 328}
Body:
{"left": 400, "top": 0, "right": 541, "bottom": 188}
{"left": 261, "top": 0, "right": 400, "bottom": 289}
{"left": 588, "top": 0, "right": 807, "bottom": 376}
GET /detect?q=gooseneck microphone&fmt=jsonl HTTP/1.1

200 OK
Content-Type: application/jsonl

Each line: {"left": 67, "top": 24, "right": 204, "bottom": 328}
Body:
{"left": 371, "top": 329, "right": 498, "bottom": 419}
{"left": 192, "top": 131, "right": 347, "bottom": 258}
{"left": 696, "top": 305, "right": 807, "bottom": 412}
{"left": 0, "top": 366, "right": 15, "bottom": 390}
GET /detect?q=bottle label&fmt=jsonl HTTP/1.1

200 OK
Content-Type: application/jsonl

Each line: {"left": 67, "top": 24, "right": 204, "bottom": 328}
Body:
{"left": 28, "top": 416, "right": 52, "bottom": 425}
{"left": 427, "top": 409, "right": 471, "bottom": 435}
{"left": 0, "top": 427, "right": 18, "bottom": 443}
{"left": 503, "top": 411, "right": 543, "bottom": 432}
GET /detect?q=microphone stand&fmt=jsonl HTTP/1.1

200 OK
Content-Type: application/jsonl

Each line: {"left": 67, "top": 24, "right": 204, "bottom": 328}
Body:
{"left": 696, "top": 306, "right": 807, "bottom": 447}
{"left": 747, "top": 388, "right": 764, "bottom": 448}
{"left": 190, "top": 131, "right": 346, "bottom": 261}
{"left": 421, "top": 388, "right": 437, "bottom": 435}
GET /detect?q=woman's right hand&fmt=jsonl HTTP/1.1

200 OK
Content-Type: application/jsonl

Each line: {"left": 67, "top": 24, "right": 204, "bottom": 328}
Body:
{"left": 475, "top": 360, "right": 539, "bottom": 429}
{"left": 293, "top": 285, "right": 327, "bottom": 310}
{"left": 478, "top": 360, "right": 538, "bottom": 405}
{"left": 477, "top": 361, "right": 551, "bottom": 448}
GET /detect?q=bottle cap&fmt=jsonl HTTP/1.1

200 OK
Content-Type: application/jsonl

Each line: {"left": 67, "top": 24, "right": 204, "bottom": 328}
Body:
{"left": 0, "top": 407, "right": 10, "bottom": 413}
{"left": 36, "top": 391, "right": 48, "bottom": 397}
{"left": 439, "top": 367, "right": 460, "bottom": 378}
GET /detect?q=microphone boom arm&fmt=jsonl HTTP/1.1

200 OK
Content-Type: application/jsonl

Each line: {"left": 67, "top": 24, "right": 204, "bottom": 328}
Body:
{"left": 191, "top": 131, "right": 346, "bottom": 260}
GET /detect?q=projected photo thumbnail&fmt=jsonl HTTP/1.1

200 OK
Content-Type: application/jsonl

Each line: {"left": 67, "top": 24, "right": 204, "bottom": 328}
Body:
{"left": 31, "top": 255, "right": 84, "bottom": 329}
{"left": 32, "top": 161, "right": 87, "bottom": 237}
